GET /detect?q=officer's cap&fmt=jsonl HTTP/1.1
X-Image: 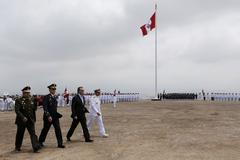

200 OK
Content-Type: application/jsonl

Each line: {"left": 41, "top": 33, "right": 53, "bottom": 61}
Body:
{"left": 94, "top": 89, "right": 101, "bottom": 93}
{"left": 48, "top": 83, "right": 57, "bottom": 89}
{"left": 22, "top": 86, "right": 31, "bottom": 93}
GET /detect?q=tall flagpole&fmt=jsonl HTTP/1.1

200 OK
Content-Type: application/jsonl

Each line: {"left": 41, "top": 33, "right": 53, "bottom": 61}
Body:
{"left": 154, "top": 3, "right": 158, "bottom": 98}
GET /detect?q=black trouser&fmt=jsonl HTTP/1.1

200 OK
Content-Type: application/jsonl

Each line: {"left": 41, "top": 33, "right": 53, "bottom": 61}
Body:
{"left": 66, "top": 115, "right": 90, "bottom": 141}
{"left": 39, "top": 118, "right": 63, "bottom": 145}
{"left": 15, "top": 121, "right": 39, "bottom": 150}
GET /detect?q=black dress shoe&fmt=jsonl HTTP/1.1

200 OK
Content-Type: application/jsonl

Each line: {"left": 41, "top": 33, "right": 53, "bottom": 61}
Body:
{"left": 58, "top": 144, "right": 65, "bottom": 148}
{"left": 66, "top": 137, "right": 71, "bottom": 141}
{"left": 85, "top": 139, "right": 93, "bottom": 143}
{"left": 33, "top": 148, "right": 39, "bottom": 153}
{"left": 37, "top": 144, "right": 42, "bottom": 150}
{"left": 39, "top": 142, "right": 44, "bottom": 148}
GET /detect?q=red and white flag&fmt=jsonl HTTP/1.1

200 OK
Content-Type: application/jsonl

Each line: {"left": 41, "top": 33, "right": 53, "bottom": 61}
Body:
{"left": 140, "top": 12, "right": 156, "bottom": 36}
{"left": 64, "top": 88, "right": 69, "bottom": 98}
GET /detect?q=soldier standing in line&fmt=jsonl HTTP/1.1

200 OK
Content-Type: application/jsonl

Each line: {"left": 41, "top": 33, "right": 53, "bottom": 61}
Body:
{"left": 202, "top": 89, "right": 206, "bottom": 101}
{"left": 113, "top": 89, "right": 117, "bottom": 108}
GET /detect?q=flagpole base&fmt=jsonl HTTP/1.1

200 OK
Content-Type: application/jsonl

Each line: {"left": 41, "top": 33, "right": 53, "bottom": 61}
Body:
{"left": 151, "top": 98, "right": 161, "bottom": 101}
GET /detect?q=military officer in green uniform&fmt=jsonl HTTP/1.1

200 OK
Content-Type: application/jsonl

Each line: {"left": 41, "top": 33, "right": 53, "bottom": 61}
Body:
{"left": 15, "top": 86, "right": 40, "bottom": 152}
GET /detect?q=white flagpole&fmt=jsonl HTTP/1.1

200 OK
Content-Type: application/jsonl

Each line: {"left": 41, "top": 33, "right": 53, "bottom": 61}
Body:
{"left": 154, "top": 3, "right": 158, "bottom": 98}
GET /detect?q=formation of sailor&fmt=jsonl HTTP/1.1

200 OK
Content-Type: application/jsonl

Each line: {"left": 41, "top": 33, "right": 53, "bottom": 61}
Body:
{"left": 87, "top": 89, "right": 109, "bottom": 138}
{"left": 66, "top": 86, "right": 93, "bottom": 142}
{"left": 115, "top": 93, "right": 139, "bottom": 102}
{"left": 83, "top": 92, "right": 139, "bottom": 105}
{"left": 14, "top": 86, "right": 40, "bottom": 152}
{"left": 0, "top": 97, "right": 6, "bottom": 111}
{"left": 214, "top": 93, "right": 240, "bottom": 101}
{"left": 198, "top": 92, "right": 240, "bottom": 101}
{"left": 57, "top": 94, "right": 65, "bottom": 107}
{"left": 38, "top": 83, "right": 65, "bottom": 148}
{"left": 0, "top": 94, "right": 15, "bottom": 111}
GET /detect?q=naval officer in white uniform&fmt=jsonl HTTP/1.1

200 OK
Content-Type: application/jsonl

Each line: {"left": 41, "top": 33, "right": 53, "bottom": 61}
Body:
{"left": 87, "top": 89, "right": 109, "bottom": 138}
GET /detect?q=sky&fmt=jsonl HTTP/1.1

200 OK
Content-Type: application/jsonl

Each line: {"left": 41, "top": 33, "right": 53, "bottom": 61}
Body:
{"left": 0, "top": 0, "right": 240, "bottom": 97}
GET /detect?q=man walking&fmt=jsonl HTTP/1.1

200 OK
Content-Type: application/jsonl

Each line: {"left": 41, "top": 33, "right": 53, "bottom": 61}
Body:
{"left": 15, "top": 86, "right": 40, "bottom": 152}
{"left": 39, "top": 83, "right": 65, "bottom": 148}
{"left": 66, "top": 86, "right": 93, "bottom": 142}
{"left": 87, "top": 89, "right": 109, "bottom": 138}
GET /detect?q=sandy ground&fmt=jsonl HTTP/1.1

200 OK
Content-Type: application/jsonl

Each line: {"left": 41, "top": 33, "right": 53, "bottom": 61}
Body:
{"left": 0, "top": 100, "right": 240, "bottom": 160}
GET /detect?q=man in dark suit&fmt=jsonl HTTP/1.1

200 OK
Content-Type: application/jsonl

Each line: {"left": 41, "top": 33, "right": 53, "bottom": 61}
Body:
{"left": 15, "top": 86, "right": 40, "bottom": 152}
{"left": 66, "top": 86, "right": 93, "bottom": 142}
{"left": 39, "top": 83, "right": 65, "bottom": 148}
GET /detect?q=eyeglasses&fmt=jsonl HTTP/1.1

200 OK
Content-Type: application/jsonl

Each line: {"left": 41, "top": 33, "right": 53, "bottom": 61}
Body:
{"left": 50, "top": 88, "right": 56, "bottom": 90}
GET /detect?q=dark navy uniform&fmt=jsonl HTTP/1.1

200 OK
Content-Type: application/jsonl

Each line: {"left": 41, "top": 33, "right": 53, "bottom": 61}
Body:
{"left": 39, "top": 84, "right": 65, "bottom": 148}
{"left": 15, "top": 86, "right": 40, "bottom": 152}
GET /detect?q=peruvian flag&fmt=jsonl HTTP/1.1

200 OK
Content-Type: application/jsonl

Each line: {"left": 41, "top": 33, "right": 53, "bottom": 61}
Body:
{"left": 140, "top": 12, "right": 156, "bottom": 36}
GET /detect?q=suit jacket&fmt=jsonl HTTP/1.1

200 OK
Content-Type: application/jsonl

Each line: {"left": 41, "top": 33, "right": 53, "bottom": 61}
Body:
{"left": 71, "top": 95, "right": 89, "bottom": 119}
{"left": 15, "top": 97, "right": 37, "bottom": 125}
{"left": 43, "top": 94, "right": 62, "bottom": 120}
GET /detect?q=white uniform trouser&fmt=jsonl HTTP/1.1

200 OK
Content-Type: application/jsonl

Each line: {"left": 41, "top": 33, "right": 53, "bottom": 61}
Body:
{"left": 0, "top": 101, "right": 4, "bottom": 111}
{"left": 61, "top": 99, "right": 65, "bottom": 107}
{"left": 1, "top": 101, "right": 7, "bottom": 111}
{"left": 113, "top": 97, "right": 117, "bottom": 108}
{"left": 87, "top": 114, "right": 106, "bottom": 136}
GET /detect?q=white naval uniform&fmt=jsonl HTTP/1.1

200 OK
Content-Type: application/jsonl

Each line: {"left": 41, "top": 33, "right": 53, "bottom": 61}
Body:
{"left": 108, "top": 94, "right": 111, "bottom": 104}
{"left": 61, "top": 95, "right": 66, "bottom": 106}
{"left": 87, "top": 95, "right": 107, "bottom": 136}
{"left": 6, "top": 97, "right": 14, "bottom": 110}
{"left": 0, "top": 99, "right": 4, "bottom": 111}
{"left": 57, "top": 95, "right": 61, "bottom": 106}
{"left": 112, "top": 95, "right": 117, "bottom": 108}
{"left": 84, "top": 94, "right": 91, "bottom": 105}
{"left": 2, "top": 99, "right": 7, "bottom": 111}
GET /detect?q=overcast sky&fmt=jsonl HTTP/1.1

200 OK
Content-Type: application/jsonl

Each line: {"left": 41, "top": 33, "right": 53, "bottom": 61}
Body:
{"left": 0, "top": 0, "right": 240, "bottom": 97}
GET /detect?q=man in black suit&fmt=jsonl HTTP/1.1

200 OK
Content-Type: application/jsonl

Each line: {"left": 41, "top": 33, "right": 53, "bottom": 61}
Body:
{"left": 66, "top": 86, "right": 93, "bottom": 142}
{"left": 39, "top": 83, "right": 65, "bottom": 148}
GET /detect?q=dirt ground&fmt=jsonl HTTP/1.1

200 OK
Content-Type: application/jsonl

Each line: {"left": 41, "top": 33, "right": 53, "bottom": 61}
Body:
{"left": 0, "top": 100, "right": 240, "bottom": 160}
